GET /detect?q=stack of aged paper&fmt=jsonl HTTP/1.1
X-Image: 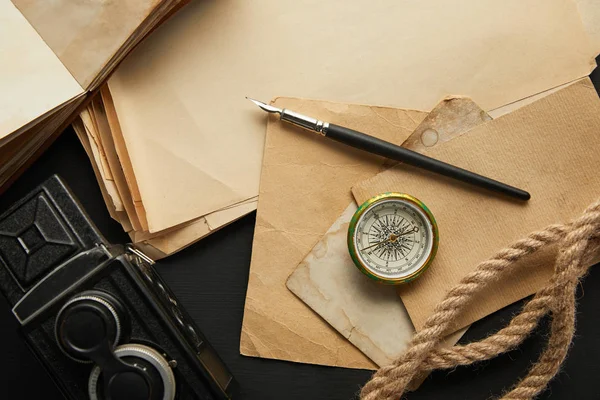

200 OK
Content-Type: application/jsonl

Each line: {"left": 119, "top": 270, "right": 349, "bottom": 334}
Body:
{"left": 245, "top": 77, "right": 600, "bottom": 371}
{"left": 237, "top": 0, "right": 600, "bottom": 369}
{"left": 286, "top": 97, "right": 491, "bottom": 367}
{"left": 74, "top": 0, "right": 599, "bottom": 258}
{"left": 0, "top": 0, "right": 187, "bottom": 191}
{"left": 71, "top": 87, "right": 257, "bottom": 259}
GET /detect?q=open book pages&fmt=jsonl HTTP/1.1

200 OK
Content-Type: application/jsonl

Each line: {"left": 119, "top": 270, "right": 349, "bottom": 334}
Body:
{"left": 0, "top": 0, "right": 187, "bottom": 193}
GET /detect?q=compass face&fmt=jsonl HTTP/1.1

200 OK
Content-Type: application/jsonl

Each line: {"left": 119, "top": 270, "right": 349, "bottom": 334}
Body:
{"left": 348, "top": 193, "right": 438, "bottom": 284}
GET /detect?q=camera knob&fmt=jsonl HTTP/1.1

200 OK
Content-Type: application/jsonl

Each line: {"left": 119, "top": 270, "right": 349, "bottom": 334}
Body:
{"left": 55, "top": 290, "right": 129, "bottom": 363}
{"left": 88, "top": 343, "right": 176, "bottom": 400}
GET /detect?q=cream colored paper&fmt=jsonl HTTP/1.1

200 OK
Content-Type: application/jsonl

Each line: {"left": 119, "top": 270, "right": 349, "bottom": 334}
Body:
{"left": 108, "top": 0, "right": 595, "bottom": 234}
{"left": 80, "top": 108, "right": 124, "bottom": 213}
{"left": 73, "top": 117, "right": 133, "bottom": 232}
{"left": 352, "top": 78, "right": 600, "bottom": 333}
{"left": 101, "top": 86, "right": 149, "bottom": 231}
{"left": 575, "top": 0, "right": 600, "bottom": 55}
{"left": 12, "top": 0, "right": 162, "bottom": 88}
{"left": 241, "top": 97, "right": 427, "bottom": 368}
{"left": 139, "top": 199, "right": 258, "bottom": 258}
{"left": 75, "top": 87, "right": 257, "bottom": 258}
{"left": 287, "top": 203, "right": 466, "bottom": 368}
{"left": 0, "top": 0, "right": 82, "bottom": 143}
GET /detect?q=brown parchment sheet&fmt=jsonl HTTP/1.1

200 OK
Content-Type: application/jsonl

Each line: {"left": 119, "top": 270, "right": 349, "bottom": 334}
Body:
{"left": 240, "top": 97, "right": 427, "bottom": 368}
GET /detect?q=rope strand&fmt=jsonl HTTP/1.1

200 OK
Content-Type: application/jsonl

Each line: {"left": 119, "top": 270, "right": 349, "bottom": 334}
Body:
{"left": 361, "top": 200, "right": 600, "bottom": 400}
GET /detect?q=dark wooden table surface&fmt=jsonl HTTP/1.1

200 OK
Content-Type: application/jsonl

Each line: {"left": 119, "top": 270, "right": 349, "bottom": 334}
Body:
{"left": 1, "top": 68, "right": 600, "bottom": 399}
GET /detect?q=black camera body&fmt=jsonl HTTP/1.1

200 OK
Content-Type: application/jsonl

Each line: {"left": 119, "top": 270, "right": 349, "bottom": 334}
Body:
{"left": 0, "top": 176, "right": 238, "bottom": 400}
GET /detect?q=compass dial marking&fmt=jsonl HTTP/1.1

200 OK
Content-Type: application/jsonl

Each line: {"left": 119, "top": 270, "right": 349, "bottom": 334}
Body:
{"left": 351, "top": 196, "right": 436, "bottom": 283}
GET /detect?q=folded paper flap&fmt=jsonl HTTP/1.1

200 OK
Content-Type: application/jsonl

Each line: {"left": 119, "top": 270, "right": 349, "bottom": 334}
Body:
{"left": 241, "top": 97, "right": 427, "bottom": 369}
{"left": 352, "top": 78, "right": 600, "bottom": 332}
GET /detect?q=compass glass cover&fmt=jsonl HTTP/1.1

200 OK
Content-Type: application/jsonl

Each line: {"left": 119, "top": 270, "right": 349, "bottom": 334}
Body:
{"left": 351, "top": 196, "right": 436, "bottom": 282}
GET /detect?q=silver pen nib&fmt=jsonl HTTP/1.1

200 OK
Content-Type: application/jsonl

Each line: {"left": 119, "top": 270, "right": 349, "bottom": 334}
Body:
{"left": 246, "top": 96, "right": 329, "bottom": 135}
{"left": 246, "top": 97, "right": 282, "bottom": 114}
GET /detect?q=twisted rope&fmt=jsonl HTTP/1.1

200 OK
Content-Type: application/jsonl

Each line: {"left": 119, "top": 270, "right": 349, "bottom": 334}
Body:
{"left": 360, "top": 199, "right": 600, "bottom": 400}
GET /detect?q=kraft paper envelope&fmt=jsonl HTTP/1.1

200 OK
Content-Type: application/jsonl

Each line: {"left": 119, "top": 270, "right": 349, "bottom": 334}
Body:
{"left": 108, "top": 0, "right": 595, "bottom": 233}
{"left": 352, "top": 78, "right": 600, "bottom": 334}
{"left": 241, "top": 98, "right": 427, "bottom": 369}
{"left": 286, "top": 97, "right": 489, "bottom": 367}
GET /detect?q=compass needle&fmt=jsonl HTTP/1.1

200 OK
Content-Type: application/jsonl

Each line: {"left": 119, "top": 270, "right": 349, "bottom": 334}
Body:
{"left": 349, "top": 193, "right": 439, "bottom": 284}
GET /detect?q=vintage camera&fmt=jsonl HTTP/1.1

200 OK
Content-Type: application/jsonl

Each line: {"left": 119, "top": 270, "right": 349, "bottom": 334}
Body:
{"left": 0, "top": 176, "right": 238, "bottom": 400}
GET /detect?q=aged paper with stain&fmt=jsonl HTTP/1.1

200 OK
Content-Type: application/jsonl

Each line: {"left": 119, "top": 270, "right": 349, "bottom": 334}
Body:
{"left": 12, "top": 0, "right": 163, "bottom": 88}
{"left": 352, "top": 78, "right": 600, "bottom": 333}
{"left": 0, "top": 0, "right": 83, "bottom": 143}
{"left": 286, "top": 98, "right": 488, "bottom": 367}
{"left": 240, "top": 97, "right": 427, "bottom": 369}
{"left": 399, "top": 97, "right": 490, "bottom": 154}
{"left": 287, "top": 203, "right": 466, "bottom": 368}
{"left": 575, "top": 0, "right": 600, "bottom": 55}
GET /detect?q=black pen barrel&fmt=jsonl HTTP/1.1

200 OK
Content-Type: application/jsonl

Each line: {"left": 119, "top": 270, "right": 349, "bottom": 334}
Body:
{"left": 325, "top": 124, "right": 530, "bottom": 201}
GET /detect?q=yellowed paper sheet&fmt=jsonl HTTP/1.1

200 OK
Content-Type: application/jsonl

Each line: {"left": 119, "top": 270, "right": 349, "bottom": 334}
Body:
{"left": 130, "top": 196, "right": 258, "bottom": 244}
{"left": 241, "top": 97, "right": 427, "bottom": 368}
{"left": 141, "top": 199, "right": 258, "bottom": 258}
{"left": 74, "top": 117, "right": 133, "bottom": 233}
{"left": 88, "top": 98, "right": 143, "bottom": 232}
{"left": 101, "top": 86, "right": 149, "bottom": 230}
{"left": 401, "top": 96, "right": 491, "bottom": 154}
{"left": 0, "top": 0, "right": 82, "bottom": 143}
{"left": 287, "top": 203, "right": 467, "bottom": 369}
{"left": 11, "top": 0, "right": 163, "bottom": 88}
{"left": 109, "top": 0, "right": 595, "bottom": 234}
{"left": 575, "top": 0, "right": 600, "bottom": 55}
{"left": 80, "top": 108, "right": 124, "bottom": 213}
{"left": 352, "top": 78, "right": 600, "bottom": 333}
{"left": 0, "top": 94, "right": 85, "bottom": 188}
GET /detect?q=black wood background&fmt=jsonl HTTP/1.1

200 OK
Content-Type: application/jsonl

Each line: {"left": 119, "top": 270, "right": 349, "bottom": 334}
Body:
{"left": 1, "top": 67, "right": 599, "bottom": 399}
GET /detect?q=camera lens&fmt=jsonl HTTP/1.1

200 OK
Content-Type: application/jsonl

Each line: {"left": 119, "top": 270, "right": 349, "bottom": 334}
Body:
{"left": 88, "top": 344, "right": 176, "bottom": 400}
{"left": 55, "top": 290, "right": 129, "bottom": 363}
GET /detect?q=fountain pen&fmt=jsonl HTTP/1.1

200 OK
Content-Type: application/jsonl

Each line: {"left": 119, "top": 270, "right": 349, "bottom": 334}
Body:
{"left": 247, "top": 98, "right": 530, "bottom": 201}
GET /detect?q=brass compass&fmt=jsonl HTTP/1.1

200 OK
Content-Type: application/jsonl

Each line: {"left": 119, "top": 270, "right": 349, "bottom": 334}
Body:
{"left": 348, "top": 193, "right": 439, "bottom": 284}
